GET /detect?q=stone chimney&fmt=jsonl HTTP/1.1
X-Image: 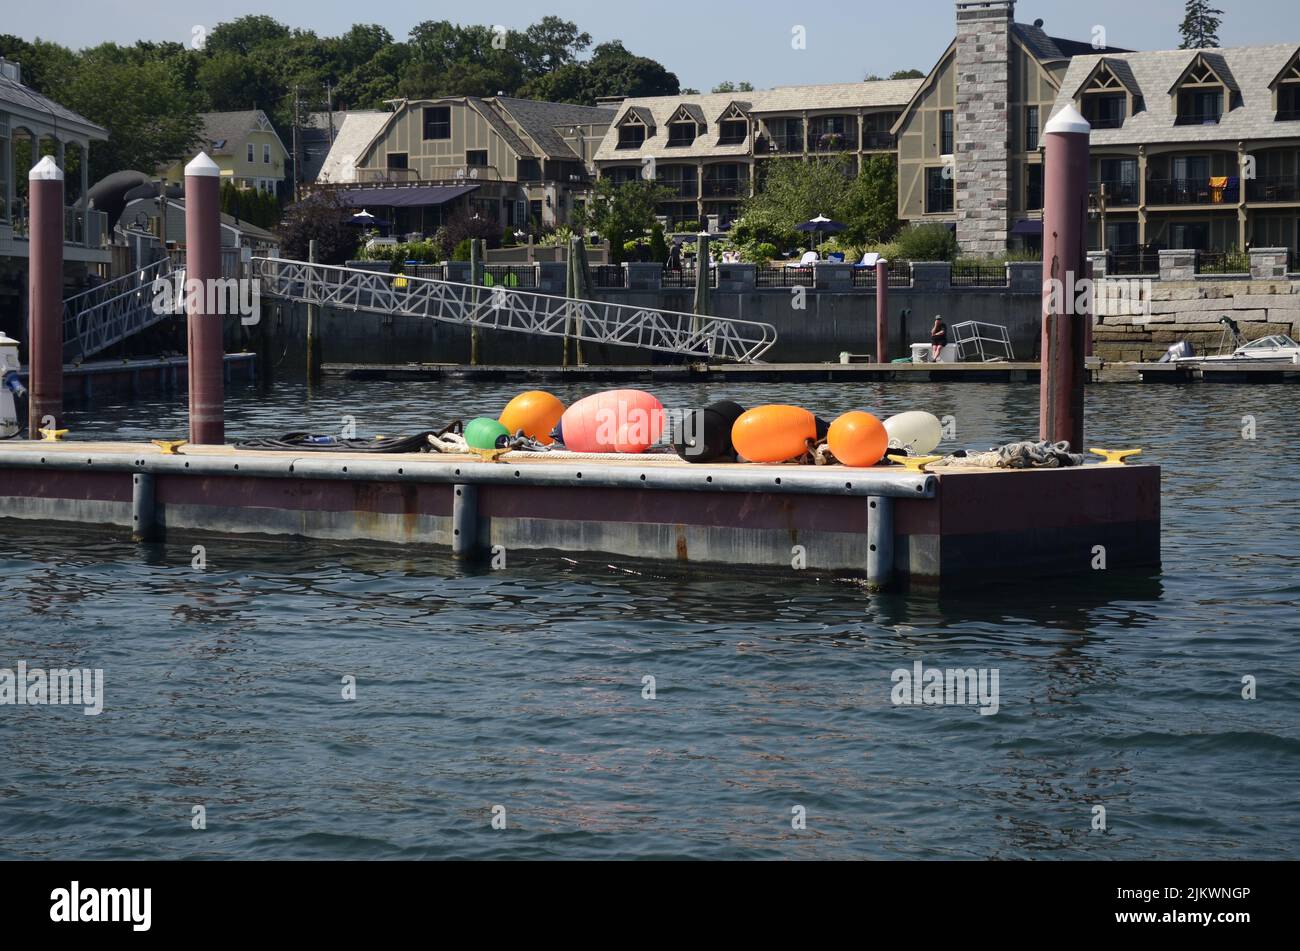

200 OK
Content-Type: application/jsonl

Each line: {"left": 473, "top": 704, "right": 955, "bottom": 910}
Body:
{"left": 955, "top": 0, "right": 1014, "bottom": 255}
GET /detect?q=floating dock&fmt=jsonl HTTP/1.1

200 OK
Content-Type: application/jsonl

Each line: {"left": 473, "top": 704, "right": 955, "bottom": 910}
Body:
{"left": 15, "top": 353, "right": 258, "bottom": 402}
{"left": 0, "top": 442, "right": 1160, "bottom": 590}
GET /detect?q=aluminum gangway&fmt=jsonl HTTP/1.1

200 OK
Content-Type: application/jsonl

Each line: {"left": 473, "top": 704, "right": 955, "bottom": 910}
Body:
{"left": 62, "top": 258, "right": 178, "bottom": 362}
{"left": 251, "top": 257, "right": 778, "bottom": 363}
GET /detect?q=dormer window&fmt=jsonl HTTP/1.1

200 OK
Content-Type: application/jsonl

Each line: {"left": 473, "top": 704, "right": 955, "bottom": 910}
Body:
{"left": 1270, "top": 48, "right": 1300, "bottom": 121}
{"left": 617, "top": 125, "right": 646, "bottom": 149}
{"left": 667, "top": 121, "right": 697, "bottom": 147}
{"left": 1076, "top": 59, "right": 1140, "bottom": 130}
{"left": 718, "top": 119, "right": 747, "bottom": 145}
{"left": 1171, "top": 53, "right": 1236, "bottom": 126}
{"left": 615, "top": 108, "right": 653, "bottom": 149}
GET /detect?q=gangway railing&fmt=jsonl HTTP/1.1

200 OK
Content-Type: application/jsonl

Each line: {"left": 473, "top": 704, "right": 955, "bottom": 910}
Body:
{"left": 251, "top": 257, "right": 778, "bottom": 363}
{"left": 62, "top": 258, "right": 177, "bottom": 362}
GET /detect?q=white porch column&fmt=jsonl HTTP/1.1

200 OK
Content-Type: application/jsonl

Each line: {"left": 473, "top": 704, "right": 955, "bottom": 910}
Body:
{"left": 81, "top": 140, "right": 91, "bottom": 248}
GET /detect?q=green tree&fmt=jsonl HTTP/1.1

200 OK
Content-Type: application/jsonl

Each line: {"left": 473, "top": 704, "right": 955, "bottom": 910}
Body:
{"left": 735, "top": 156, "right": 900, "bottom": 249}
{"left": 277, "top": 191, "right": 355, "bottom": 264}
{"left": 518, "top": 17, "right": 591, "bottom": 74}
{"left": 841, "top": 155, "right": 900, "bottom": 245}
{"left": 521, "top": 41, "right": 679, "bottom": 105}
{"left": 205, "top": 15, "right": 292, "bottom": 57}
{"left": 711, "top": 81, "right": 754, "bottom": 93}
{"left": 1179, "top": 0, "right": 1224, "bottom": 49}
{"left": 576, "top": 178, "right": 672, "bottom": 264}
{"left": 889, "top": 69, "right": 925, "bottom": 80}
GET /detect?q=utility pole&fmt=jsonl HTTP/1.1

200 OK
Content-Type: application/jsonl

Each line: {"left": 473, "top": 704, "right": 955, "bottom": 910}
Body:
{"left": 325, "top": 80, "right": 335, "bottom": 145}
{"left": 292, "top": 85, "right": 301, "bottom": 204}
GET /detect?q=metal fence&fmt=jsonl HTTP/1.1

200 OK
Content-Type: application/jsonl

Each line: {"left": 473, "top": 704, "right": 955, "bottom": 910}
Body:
{"left": 1107, "top": 246, "right": 1160, "bottom": 276}
{"left": 481, "top": 265, "right": 536, "bottom": 288}
{"left": 588, "top": 265, "right": 625, "bottom": 288}
{"left": 950, "top": 262, "right": 1009, "bottom": 287}
{"left": 661, "top": 267, "right": 718, "bottom": 289}
{"left": 1195, "top": 250, "right": 1250, "bottom": 275}
{"left": 851, "top": 260, "right": 913, "bottom": 288}
{"left": 756, "top": 266, "right": 815, "bottom": 288}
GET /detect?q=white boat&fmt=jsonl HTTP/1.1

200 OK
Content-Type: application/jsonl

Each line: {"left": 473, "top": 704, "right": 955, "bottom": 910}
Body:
{"left": 1173, "top": 334, "right": 1300, "bottom": 366}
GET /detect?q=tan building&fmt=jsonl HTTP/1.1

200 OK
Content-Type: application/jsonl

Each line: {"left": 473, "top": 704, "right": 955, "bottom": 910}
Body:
{"left": 317, "top": 96, "right": 614, "bottom": 234}
{"left": 593, "top": 81, "right": 922, "bottom": 229}
{"left": 892, "top": 1, "right": 1130, "bottom": 254}
{"left": 1049, "top": 44, "right": 1300, "bottom": 262}
{"left": 162, "top": 110, "right": 288, "bottom": 195}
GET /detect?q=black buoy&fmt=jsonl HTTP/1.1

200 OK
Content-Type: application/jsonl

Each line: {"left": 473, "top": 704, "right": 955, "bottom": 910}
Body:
{"left": 672, "top": 400, "right": 746, "bottom": 463}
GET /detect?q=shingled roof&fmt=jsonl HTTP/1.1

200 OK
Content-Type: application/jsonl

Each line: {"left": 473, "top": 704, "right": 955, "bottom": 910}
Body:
{"left": 491, "top": 97, "right": 616, "bottom": 161}
{"left": 0, "top": 71, "right": 106, "bottom": 137}
{"left": 1052, "top": 43, "right": 1300, "bottom": 146}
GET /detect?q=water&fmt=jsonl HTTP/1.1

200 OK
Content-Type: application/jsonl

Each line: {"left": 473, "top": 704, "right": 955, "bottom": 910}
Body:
{"left": 2, "top": 377, "right": 1298, "bottom": 859}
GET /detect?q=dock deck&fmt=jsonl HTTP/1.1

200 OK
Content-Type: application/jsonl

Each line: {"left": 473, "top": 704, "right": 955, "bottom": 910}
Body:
{"left": 0, "top": 440, "right": 1160, "bottom": 590}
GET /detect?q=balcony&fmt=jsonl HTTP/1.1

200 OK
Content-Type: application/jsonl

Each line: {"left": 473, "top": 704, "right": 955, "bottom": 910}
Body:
{"left": 810, "top": 130, "right": 856, "bottom": 153}
{"left": 1090, "top": 179, "right": 1140, "bottom": 207}
{"left": 1146, "top": 177, "right": 1239, "bottom": 206}
{"left": 701, "top": 179, "right": 748, "bottom": 198}
{"left": 1245, "top": 176, "right": 1300, "bottom": 203}
{"left": 656, "top": 178, "right": 698, "bottom": 199}
{"left": 862, "top": 131, "right": 896, "bottom": 150}
{"left": 757, "top": 133, "right": 805, "bottom": 155}
{"left": 356, "top": 165, "right": 504, "bottom": 184}
{"left": 1173, "top": 112, "right": 1222, "bottom": 127}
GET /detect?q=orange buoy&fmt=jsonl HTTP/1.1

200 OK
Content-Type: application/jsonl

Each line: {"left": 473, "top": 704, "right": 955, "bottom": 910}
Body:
{"left": 731, "top": 405, "right": 817, "bottom": 463}
{"left": 828, "top": 411, "right": 888, "bottom": 467}
{"left": 559, "top": 389, "right": 665, "bottom": 453}
{"left": 499, "top": 390, "right": 564, "bottom": 445}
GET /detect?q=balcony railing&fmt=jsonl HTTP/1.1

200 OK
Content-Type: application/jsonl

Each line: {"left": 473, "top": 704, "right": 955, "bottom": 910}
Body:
{"left": 1174, "top": 112, "right": 1222, "bottom": 126}
{"left": 9, "top": 207, "right": 108, "bottom": 248}
{"left": 1084, "top": 114, "right": 1126, "bottom": 130}
{"left": 1107, "top": 246, "right": 1160, "bottom": 276}
{"left": 356, "top": 165, "right": 504, "bottom": 183}
{"left": 701, "top": 179, "right": 748, "bottom": 198}
{"left": 1146, "top": 177, "right": 1239, "bottom": 206}
{"left": 862, "top": 131, "right": 896, "bottom": 150}
{"left": 758, "top": 133, "right": 805, "bottom": 154}
{"left": 656, "top": 179, "right": 698, "bottom": 198}
{"left": 661, "top": 266, "right": 718, "bottom": 289}
{"left": 1245, "top": 176, "right": 1300, "bottom": 203}
{"left": 1090, "top": 180, "right": 1140, "bottom": 206}
{"left": 810, "top": 131, "right": 856, "bottom": 153}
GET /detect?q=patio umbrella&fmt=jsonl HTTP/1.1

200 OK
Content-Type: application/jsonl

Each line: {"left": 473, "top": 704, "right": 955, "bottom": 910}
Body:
{"left": 795, "top": 213, "right": 845, "bottom": 249}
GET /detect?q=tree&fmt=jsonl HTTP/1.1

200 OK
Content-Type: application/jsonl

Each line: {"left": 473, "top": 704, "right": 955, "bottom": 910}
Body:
{"left": 277, "top": 191, "right": 355, "bottom": 264}
{"left": 711, "top": 81, "right": 754, "bottom": 93}
{"left": 521, "top": 41, "right": 679, "bottom": 105}
{"left": 841, "top": 155, "right": 900, "bottom": 245}
{"left": 734, "top": 156, "right": 900, "bottom": 249}
{"left": 576, "top": 178, "right": 672, "bottom": 264}
{"left": 1179, "top": 0, "right": 1224, "bottom": 49}
{"left": 518, "top": 17, "right": 591, "bottom": 74}
{"left": 889, "top": 69, "right": 925, "bottom": 80}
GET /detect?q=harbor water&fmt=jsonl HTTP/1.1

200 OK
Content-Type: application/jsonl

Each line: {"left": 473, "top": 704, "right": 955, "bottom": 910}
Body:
{"left": 1, "top": 378, "right": 1297, "bottom": 859}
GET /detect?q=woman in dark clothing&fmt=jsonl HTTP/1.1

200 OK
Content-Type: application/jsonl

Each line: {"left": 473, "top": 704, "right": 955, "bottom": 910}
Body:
{"left": 930, "top": 316, "right": 948, "bottom": 362}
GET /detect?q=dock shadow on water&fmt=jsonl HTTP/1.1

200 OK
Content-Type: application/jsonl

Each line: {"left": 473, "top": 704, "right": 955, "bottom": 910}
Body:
{"left": 1, "top": 379, "right": 1297, "bottom": 859}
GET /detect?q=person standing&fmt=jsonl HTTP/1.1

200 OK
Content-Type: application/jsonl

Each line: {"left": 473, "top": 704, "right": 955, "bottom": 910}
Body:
{"left": 930, "top": 316, "right": 948, "bottom": 362}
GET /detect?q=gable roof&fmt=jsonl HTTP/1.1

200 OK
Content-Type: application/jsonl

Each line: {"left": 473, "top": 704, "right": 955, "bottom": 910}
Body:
{"left": 1267, "top": 46, "right": 1300, "bottom": 88}
{"left": 1074, "top": 57, "right": 1143, "bottom": 99}
{"left": 1168, "top": 50, "right": 1240, "bottom": 95}
{"left": 1012, "top": 22, "right": 1131, "bottom": 63}
{"left": 317, "top": 110, "right": 390, "bottom": 183}
{"left": 594, "top": 80, "right": 922, "bottom": 162}
{"left": 1052, "top": 43, "right": 1300, "bottom": 146}
{"left": 198, "top": 110, "right": 287, "bottom": 159}
{"left": 491, "top": 97, "right": 616, "bottom": 161}
{"left": 0, "top": 73, "right": 107, "bottom": 138}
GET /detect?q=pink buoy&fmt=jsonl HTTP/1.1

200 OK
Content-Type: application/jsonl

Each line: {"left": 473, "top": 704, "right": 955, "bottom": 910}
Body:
{"left": 559, "top": 389, "right": 665, "bottom": 453}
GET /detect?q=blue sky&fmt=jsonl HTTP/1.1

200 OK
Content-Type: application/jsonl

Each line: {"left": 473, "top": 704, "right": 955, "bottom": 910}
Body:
{"left": 12, "top": 0, "right": 1296, "bottom": 93}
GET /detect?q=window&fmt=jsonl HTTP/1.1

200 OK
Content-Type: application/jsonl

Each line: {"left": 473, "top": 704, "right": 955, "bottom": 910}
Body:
{"left": 263, "top": 144, "right": 271, "bottom": 164}
{"left": 940, "top": 110, "right": 954, "bottom": 155}
{"left": 1177, "top": 89, "right": 1223, "bottom": 125}
{"left": 1172, "top": 155, "right": 1211, "bottom": 183}
{"left": 246, "top": 144, "right": 254, "bottom": 163}
{"left": 1025, "top": 106, "right": 1040, "bottom": 151}
{"left": 926, "top": 167, "right": 954, "bottom": 213}
{"left": 529, "top": 199, "right": 543, "bottom": 226}
{"left": 617, "top": 125, "right": 646, "bottom": 149}
{"left": 1026, "top": 164, "right": 1043, "bottom": 210}
{"left": 466, "top": 150, "right": 488, "bottom": 167}
{"left": 1280, "top": 85, "right": 1300, "bottom": 121}
{"left": 1082, "top": 94, "right": 1126, "bottom": 129}
{"left": 517, "top": 158, "right": 541, "bottom": 181}
{"left": 667, "top": 122, "right": 697, "bottom": 147}
{"left": 423, "top": 106, "right": 451, "bottom": 140}
{"left": 718, "top": 119, "right": 747, "bottom": 145}
{"left": 386, "top": 153, "right": 408, "bottom": 169}
{"left": 1098, "top": 157, "right": 1139, "bottom": 205}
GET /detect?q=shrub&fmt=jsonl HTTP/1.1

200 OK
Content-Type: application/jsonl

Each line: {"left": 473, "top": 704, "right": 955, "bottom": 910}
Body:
{"left": 894, "top": 223, "right": 959, "bottom": 262}
{"left": 452, "top": 238, "right": 474, "bottom": 261}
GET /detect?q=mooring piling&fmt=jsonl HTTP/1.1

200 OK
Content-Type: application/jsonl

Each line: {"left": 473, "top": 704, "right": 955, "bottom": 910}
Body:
{"left": 184, "top": 152, "right": 225, "bottom": 445}
{"left": 875, "top": 258, "right": 890, "bottom": 364}
{"left": 27, "top": 155, "right": 64, "bottom": 438}
{"left": 1039, "top": 104, "right": 1091, "bottom": 452}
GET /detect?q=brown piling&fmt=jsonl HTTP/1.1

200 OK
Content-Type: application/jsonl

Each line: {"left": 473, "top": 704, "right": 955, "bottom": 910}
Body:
{"left": 184, "top": 152, "right": 224, "bottom": 445}
{"left": 875, "top": 258, "right": 889, "bottom": 364}
{"left": 27, "top": 156, "right": 64, "bottom": 437}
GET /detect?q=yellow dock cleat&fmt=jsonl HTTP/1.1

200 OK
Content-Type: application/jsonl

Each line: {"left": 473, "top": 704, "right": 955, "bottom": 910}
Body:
{"left": 38, "top": 428, "right": 68, "bottom": 441}
{"left": 1089, "top": 448, "right": 1143, "bottom": 466}
{"left": 151, "top": 439, "right": 188, "bottom": 455}
{"left": 887, "top": 454, "right": 943, "bottom": 472}
{"left": 466, "top": 447, "right": 511, "bottom": 463}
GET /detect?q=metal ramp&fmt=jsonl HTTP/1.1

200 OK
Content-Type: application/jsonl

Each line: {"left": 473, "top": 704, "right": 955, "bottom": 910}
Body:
{"left": 62, "top": 259, "right": 177, "bottom": 362}
{"left": 251, "top": 258, "right": 778, "bottom": 363}
{"left": 951, "top": 320, "right": 1015, "bottom": 363}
